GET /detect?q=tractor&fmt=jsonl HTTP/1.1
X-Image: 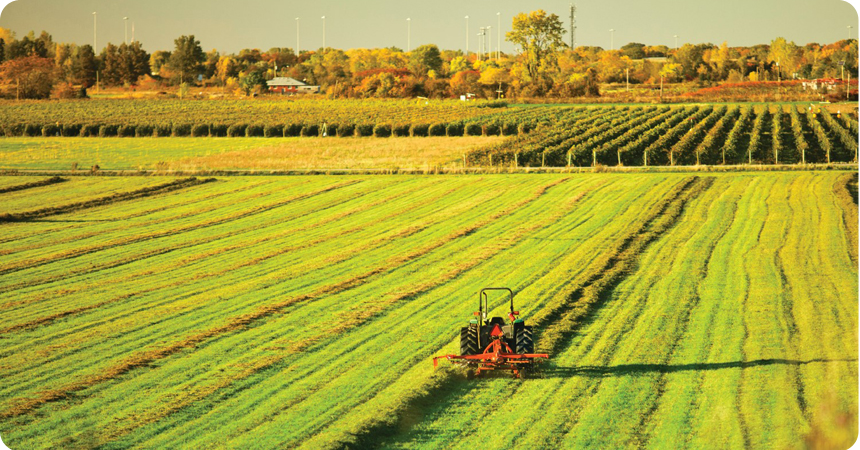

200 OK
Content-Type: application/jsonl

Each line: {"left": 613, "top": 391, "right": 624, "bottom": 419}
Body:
{"left": 433, "top": 287, "right": 548, "bottom": 378}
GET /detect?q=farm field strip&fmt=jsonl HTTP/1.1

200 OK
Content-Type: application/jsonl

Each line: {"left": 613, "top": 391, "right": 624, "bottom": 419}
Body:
{"left": 0, "top": 177, "right": 518, "bottom": 393}
{"left": 372, "top": 173, "right": 857, "bottom": 450}
{"left": 0, "top": 172, "right": 855, "bottom": 450}
{"left": 1, "top": 172, "right": 664, "bottom": 446}
{"left": 284, "top": 177, "right": 694, "bottom": 449}
{"left": 0, "top": 177, "right": 340, "bottom": 285}
{"left": 129, "top": 175, "right": 672, "bottom": 446}
{"left": 371, "top": 175, "right": 716, "bottom": 449}
{"left": 0, "top": 176, "right": 282, "bottom": 254}
{"left": 0, "top": 176, "right": 180, "bottom": 214}
{"left": 0, "top": 176, "right": 579, "bottom": 415}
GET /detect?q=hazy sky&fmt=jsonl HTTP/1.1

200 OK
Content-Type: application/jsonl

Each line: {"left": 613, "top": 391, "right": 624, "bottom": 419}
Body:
{"left": 0, "top": 0, "right": 857, "bottom": 54}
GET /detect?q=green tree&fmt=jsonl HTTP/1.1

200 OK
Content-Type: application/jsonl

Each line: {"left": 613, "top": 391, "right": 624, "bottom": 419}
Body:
{"left": 72, "top": 44, "right": 97, "bottom": 87}
{"left": 239, "top": 70, "right": 266, "bottom": 95}
{"left": 408, "top": 44, "right": 443, "bottom": 76}
{"left": 621, "top": 42, "right": 646, "bottom": 60}
{"left": 166, "top": 35, "right": 205, "bottom": 84}
{"left": 150, "top": 50, "right": 170, "bottom": 75}
{"left": 506, "top": 10, "right": 566, "bottom": 78}
{"left": 101, "top": 43, "right": 122, "bottom": 85}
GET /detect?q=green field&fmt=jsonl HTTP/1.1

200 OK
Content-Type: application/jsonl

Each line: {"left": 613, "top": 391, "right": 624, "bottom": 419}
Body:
{"left": 0, "top": 172, "right": 856, "bottom": 449}
{"left": 0, "top": 137, "right": 499, "bottom": 171}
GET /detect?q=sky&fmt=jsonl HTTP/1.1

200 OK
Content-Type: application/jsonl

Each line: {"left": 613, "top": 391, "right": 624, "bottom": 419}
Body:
{"left": 0, "top": 0, "right": 857, "bottom": 55}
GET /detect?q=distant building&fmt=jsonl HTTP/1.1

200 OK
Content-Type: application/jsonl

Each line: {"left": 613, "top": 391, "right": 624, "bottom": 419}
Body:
{"left": 266, "top": 77, "right": 320, "bottom": 94}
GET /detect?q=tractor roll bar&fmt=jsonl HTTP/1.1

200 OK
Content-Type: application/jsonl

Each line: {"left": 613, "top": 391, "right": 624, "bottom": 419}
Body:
{"left": 478, "top": 287, "right": 514, "bottom": 321}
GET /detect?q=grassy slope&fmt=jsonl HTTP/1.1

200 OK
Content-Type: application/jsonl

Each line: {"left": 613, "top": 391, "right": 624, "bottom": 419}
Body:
{"left": 0, "top": 173, "right": 855, "bottom": 449}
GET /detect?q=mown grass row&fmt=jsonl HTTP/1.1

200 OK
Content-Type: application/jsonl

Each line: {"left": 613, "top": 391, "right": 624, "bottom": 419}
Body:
{"left": 0, "top": 173, "right": 855, "bottom": 450}
{"left": 0, "top": 174, "right": 664, "bottom": 448}
{"left": 372, "top": 172, "right": 857, "bottom": 450}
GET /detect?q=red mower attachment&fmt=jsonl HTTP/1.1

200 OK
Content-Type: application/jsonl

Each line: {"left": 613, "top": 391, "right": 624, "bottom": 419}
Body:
{"left": 433, "top": 288, "right": 549, "bottom": 378}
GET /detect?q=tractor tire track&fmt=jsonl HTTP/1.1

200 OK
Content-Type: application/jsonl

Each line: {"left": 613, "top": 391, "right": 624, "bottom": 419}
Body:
{"left": 0, "top": 177, "right": 569, "bottom": 420}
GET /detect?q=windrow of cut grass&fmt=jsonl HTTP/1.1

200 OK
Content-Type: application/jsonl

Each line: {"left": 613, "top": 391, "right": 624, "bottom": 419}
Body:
{"left": 4, "top": 172, "right": 660, "bottom": 446}
{"left": 0, "top": 176, "right": 66, "bottom": 195}
{"left": 0, "top": 176, "right": 582, "bottom": 425}
{"left": 0, "top": 177, "right": 216, "bottom": 224}
{"left": 0, "top": 173, "right": 855, "bottom": 450}
{"left": 370, "top": 172, "right": 857, "bottom": 450}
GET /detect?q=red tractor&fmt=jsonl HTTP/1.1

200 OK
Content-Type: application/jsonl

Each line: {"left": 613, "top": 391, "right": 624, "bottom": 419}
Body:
{"left": 433, "top": 288, "right": 548, "bottom": 378}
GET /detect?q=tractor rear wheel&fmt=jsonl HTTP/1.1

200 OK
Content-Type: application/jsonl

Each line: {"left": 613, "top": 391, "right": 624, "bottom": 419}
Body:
{"left": 516, "top": 325, "right": 534, "bottom": 355}
{"left": 460, "top": 326, "right": 479, "bottom": 356}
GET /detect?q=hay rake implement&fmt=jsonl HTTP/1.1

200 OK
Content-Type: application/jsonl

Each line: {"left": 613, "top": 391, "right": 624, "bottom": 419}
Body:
{"left": 433, "top": 288, "right": 548, "bottom": 378}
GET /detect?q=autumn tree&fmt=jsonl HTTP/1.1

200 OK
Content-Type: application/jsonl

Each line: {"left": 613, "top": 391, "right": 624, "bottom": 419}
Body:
{"left": 0, "top": 56, "right": 56, "bottom": 99}
{"left": 506, "top": 10, "right": 566, "bottom": 79}
{"left": 768, "top": 37, "right": 801, "bottom": 78}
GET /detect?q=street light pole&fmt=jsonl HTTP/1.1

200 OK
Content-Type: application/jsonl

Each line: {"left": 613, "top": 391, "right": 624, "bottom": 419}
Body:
{"left": 497, "top": 12, "right": 501, "bottom": 60}
{"left": 487, "top": 26, "right": 492, "bottom": 59}
{"left": 296, "top": 18, "right": 300, "bottom": 55}
{"left": 124, "top": 17, "right": 128, "bottom": 45}
{"left": 322, "top": 16, "right": 326, "bottom": 51}
{"left": 849, "top": 25, "right": 853, "bottom": 41}
{"left": 93, "top": 12, "right": 97, "bottom": 51}
{"left": 609, "top": 29, "right": 614, "bottom": 51}
{"left": 673, "top": 34, "right": 678, "bottom": 50}
{"left": 407, "top": 18, "right": 411, "bottom": 52}
{"left": 465, "top": 16, "right": 469, "bottom": 55}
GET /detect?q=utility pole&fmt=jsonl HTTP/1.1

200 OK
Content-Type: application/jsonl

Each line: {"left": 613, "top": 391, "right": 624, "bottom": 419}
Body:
{"left": 569, "top": 4, "right": 576, "bottom": 49}
{"left": 93, "top": 12, "right": 97, "bottom": 51}
{"left": 674, "top": 34, "right": 678, "bottom": 50}
{"left": 124, "top": 17, "right": 128, "bottom": 45}
{"left": 322, "top": 16, "right": 326, "bottom": 51}
{"left": 132, "top": 22, "right": 135, "bottom": 43}
{"left": 407, "top": 18, "right": 411, "bottom": 52}
{"left": 296, "top": 18, "right": 300, "bottom": 55}
{"left": 609, "top": 29, "right": 614, "bottom": 51}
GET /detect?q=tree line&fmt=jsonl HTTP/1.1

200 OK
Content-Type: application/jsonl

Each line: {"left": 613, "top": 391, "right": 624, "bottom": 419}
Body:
{"left": 0, "top": 10, "right": 856, "bottom": 100}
